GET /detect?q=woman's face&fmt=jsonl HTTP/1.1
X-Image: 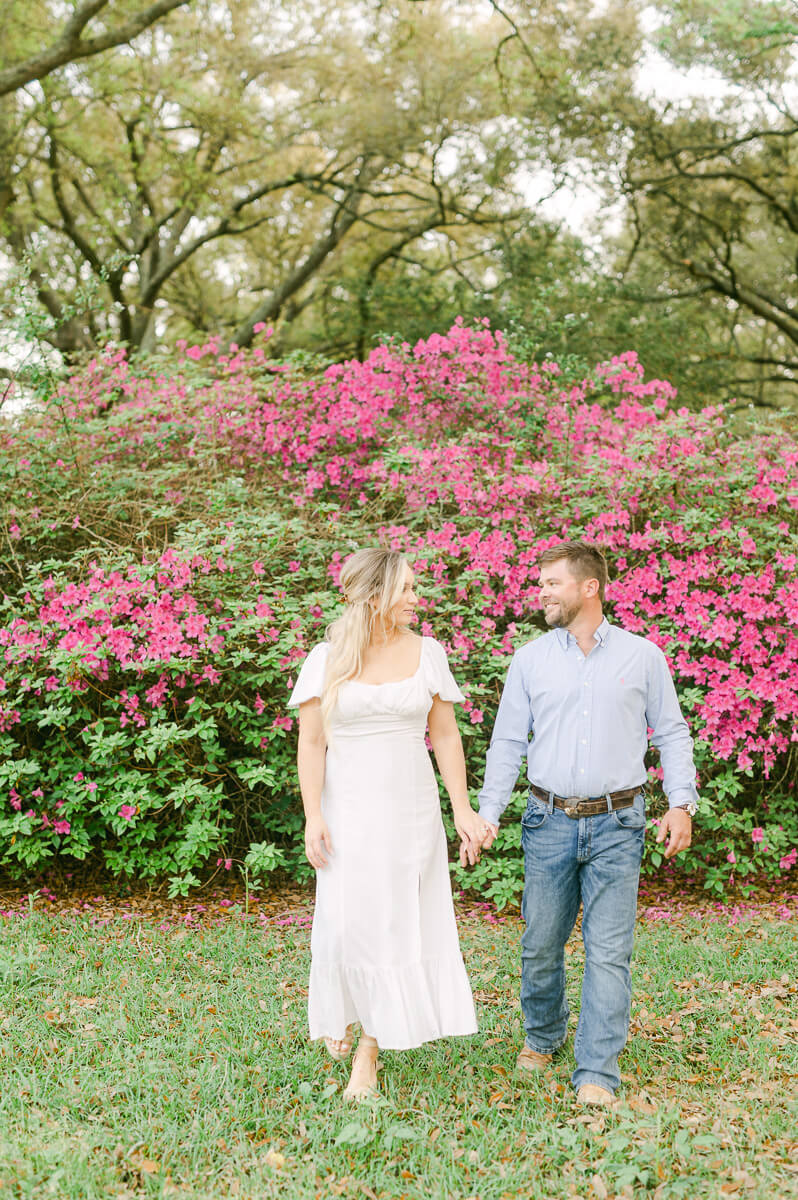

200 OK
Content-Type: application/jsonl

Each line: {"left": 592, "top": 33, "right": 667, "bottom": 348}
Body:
{"left": 387, "top": 564, "right": 418, "bottom": 628}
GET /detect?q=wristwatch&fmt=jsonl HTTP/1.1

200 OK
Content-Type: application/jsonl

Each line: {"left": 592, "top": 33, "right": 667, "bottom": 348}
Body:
{"left": 672, "top": 801, "right": 697, "bottom": 817}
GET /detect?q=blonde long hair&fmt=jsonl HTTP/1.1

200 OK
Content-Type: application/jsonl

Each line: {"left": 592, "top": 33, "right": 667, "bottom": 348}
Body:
{"left": 321, "top": 548, "right": 410, "bottom": 726}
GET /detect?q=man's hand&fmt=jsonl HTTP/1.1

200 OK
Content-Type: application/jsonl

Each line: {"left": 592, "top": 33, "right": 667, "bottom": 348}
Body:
{"left": 480, "top": 822, "right": 498, "bottom": 851}
{"left": 655, "top": 808, "right": 692, "bottom": 859}
{"left": 458, "top": 821, "right": 499, "bottom": 868}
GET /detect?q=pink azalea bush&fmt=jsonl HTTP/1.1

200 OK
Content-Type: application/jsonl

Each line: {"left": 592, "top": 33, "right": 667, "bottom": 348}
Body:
{"left": 1, "top": 323, "right": 796, "bottom": 900}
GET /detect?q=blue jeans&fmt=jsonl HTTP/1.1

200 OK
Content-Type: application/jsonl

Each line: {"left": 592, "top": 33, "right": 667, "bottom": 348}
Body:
{"left": 520, "top": 789, "right": 646, "bottom": 1094}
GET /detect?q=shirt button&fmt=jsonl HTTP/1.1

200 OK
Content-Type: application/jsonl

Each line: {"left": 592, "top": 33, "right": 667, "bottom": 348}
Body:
{"left": 580, "top": 769, "right": 585, "bottom": 774}
{"left": 583, "top": 710, "right": 588, "bottom": 716}
{"left": 581, "top": 739, "right": 587, "bottom": 744}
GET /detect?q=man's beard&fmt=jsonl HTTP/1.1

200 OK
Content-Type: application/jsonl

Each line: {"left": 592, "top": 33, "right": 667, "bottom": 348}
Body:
{"left": 543, "top": 599, "right": 580, "bottom": 628}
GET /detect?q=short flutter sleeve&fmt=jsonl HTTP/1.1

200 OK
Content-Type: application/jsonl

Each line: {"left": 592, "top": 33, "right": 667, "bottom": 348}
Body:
{"left": 422, "top": 637, "right": 465, "bottom": 703}
{"left": 288, "top": 643, "right": 329, "bottom": 707}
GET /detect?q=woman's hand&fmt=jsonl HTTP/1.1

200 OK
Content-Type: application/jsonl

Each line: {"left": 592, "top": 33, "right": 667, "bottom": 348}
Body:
{"left": 305, "top": 815, "right": 333, "bottom": 869}
{"left": 455, "top": 809, "right": 498, "bottom": 867}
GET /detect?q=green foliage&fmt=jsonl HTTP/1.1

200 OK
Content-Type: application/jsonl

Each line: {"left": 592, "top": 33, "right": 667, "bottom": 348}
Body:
{"left": 0, "top": 0, "right": 552, "bottom": 358}
{"left": 0, "top": 330, "right": 795, "bottom": 897}
{"left": 0, "top": 503, "right": 334, "bottom": 882}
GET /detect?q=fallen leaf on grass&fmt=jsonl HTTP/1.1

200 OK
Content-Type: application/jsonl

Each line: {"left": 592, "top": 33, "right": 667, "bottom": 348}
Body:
{"left": 625, "top": 1093, "right": 658, "bottom": 1115}
{"left": 570, "top": 1114, "right": 605, "bottom": 1133}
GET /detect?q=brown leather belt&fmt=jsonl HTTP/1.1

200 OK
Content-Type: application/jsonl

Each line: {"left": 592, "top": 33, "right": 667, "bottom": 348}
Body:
{"left": 529, "top": 783, "right": 640, "bottom": 819}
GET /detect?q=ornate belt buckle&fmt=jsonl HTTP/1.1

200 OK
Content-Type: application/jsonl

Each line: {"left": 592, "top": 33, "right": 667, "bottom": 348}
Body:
{"left": 564, "top": 797, "right": 585, "bottom": 818}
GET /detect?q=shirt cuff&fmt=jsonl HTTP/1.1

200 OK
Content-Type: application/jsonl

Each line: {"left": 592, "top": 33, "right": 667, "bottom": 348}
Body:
{"left": 478, "top": 801, "right": 503, "bottom": 828}
{"left": 667, "top": 787, "right": 699, "bottom": 810}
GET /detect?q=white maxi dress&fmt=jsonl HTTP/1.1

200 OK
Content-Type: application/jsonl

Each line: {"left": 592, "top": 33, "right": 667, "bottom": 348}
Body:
{"left": 288, "top": 636, "right": 477, "bottom": 1050}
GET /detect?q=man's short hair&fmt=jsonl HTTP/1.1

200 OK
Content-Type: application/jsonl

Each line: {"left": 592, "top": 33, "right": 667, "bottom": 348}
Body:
{"left": 537, "top": 541, "right": 609, "bottom": 602}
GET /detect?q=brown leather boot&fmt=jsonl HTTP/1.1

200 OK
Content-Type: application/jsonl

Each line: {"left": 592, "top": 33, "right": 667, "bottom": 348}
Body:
{"left": 576, "top": 1084, "right": 618, "bottom": 1107}
{"left": 516, "top": 1045, "right": 553, "bottom": 1073}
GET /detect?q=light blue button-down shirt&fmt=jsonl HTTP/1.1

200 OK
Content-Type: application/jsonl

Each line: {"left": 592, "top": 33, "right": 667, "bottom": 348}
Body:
{"left": 477, "top": 618, "right": 699, "bottom": 826}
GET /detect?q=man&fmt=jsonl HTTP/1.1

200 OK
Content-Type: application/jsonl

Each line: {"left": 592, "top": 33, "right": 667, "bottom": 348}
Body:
{"left": 468, "top": 541, "right": 697, "bottom": 1107}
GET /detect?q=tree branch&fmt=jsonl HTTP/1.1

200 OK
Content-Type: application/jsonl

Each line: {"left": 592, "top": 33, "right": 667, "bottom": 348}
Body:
{"left": 0, "top": 0, "right": 189, "bottom": 96}
{"left": 232, "top": 164, "right": 381, "bottom": 347}
{"left": 46, "top": 135, "right": 105, "bottom": 276}
{"left": 139, "top": 173, "right": 324, "bottom": 305}
{"left": 484, "top": 0, "right": 553, "bottom": 86}
{"left": 673, "top": 256, "right": 798, "bottom": 347}
{"left": 354, "top": 216, "right": 446, "bottom": 357}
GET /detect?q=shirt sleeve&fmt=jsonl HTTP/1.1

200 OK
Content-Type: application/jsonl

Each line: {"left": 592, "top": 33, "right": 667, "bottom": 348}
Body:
{"left": 423, "top": 638, "right": 465, "bottom": 703}
{"left": 287, "top": 643, "right": 329, "bottom": 707}
{"left": 477, "top": 649, "right": 533, "bottom": 827}
{"left": 646, "top": 646, "right": 700, "bottom": 809}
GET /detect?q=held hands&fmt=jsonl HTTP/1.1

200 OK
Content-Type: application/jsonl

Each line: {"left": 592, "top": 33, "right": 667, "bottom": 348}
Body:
{"left": 655, "top": 807, "right": 692, "bottom": 859}
{"left": 305, "top": 815, "right": 333, "bottom": 870}
{"left": 455, "top": 809, "right": 499, "bottom": 868}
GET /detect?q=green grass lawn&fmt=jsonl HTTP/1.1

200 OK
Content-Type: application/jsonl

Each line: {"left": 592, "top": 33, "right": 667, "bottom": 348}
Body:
{"left": 0, "top": 897, "right": 795, "bottom": 1200}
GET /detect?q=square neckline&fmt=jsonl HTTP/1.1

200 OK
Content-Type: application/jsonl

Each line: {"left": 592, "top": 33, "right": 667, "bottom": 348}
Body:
{"left": 348, "top": 637, "right": 426, "bottom": 688}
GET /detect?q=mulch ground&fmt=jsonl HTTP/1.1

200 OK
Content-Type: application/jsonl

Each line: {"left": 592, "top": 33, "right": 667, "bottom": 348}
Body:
{"left": 1, "top": 870, "right": 795, "bottom": 930}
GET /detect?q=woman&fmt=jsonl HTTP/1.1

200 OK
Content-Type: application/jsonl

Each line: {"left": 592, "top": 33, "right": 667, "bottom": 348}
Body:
{"left": 288, "top": 547, "right": 489, "bottom": 1099}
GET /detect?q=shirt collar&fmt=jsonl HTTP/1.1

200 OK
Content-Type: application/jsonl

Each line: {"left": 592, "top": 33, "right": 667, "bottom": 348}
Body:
{"left": 555, "top": 617, "right": 611, "bottom": 651}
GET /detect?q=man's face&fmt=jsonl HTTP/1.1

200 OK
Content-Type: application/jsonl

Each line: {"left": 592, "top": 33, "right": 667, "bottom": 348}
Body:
{"left": 538, "top": 559, "right": 586, "bottom": 628}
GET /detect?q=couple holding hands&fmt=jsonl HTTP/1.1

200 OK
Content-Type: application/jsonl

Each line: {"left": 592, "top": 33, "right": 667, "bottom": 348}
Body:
{"left": 289, "top": 543, "right": 697, "bottom": 1103}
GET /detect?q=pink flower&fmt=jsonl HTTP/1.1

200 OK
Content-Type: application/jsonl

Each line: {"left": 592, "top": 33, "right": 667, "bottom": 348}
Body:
{"left": 726, "top": 851, "right": 737, "bottom": 864}
{"left": 53, "top": 819, "right": 71, "bottom": 835}
{"left": 252, "top": 561, "right": 265, "bottom": 575}
{"left": 118, "top": 804, "right": 137, "bottom": 821}
{"left": 183, "top": 614, "right": 207, "bottom": 638}
{"left": 751, "top": 827, "right": 765, "bottom": 843}
{"left": 73, "top": 772, "right": 84, "bottom": 782}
